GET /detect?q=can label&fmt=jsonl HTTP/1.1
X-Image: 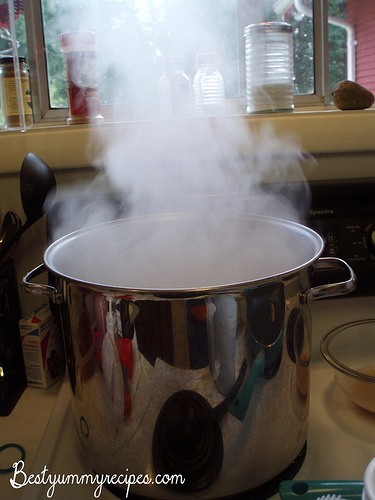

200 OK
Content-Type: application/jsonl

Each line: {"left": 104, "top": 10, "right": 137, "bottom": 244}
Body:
{"left": 2, "top": 76, "right": 32, "bottom": 116}
{"left": 65, "top": 51, "right": 101, "bottom": 118}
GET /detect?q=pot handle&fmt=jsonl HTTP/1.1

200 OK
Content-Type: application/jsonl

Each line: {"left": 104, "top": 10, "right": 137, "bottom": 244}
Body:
{"left": 303, "top": 257, "right": 357, "bottom": 302}
{"left": 22, "top": 263, "right": 63, "bottom": 304}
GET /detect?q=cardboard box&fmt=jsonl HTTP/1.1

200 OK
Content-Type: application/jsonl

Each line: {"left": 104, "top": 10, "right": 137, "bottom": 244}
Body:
{"left": 19, "top": 305, "right": 65, "bottom": 388}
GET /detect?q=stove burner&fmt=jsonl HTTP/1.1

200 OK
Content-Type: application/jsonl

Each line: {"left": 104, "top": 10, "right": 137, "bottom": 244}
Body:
{"left": 152, "top": 359, "right": 247, "bottom": 493}
{"left": 152, "top": 390, "right": 223, "bottom": 492}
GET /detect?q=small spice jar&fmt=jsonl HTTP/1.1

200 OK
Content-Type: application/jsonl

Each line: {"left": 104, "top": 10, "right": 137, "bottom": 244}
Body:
{"left": 0, "top": 56, "right": 33, "bottom": 128}
{"left": 60, "top": 31, "right": 103, "bottom": 125}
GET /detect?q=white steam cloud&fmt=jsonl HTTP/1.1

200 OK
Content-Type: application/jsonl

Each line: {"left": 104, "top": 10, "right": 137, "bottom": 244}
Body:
{"left": 50, "top": 0, "right": 315, "bottom": 272}
{"left": 90, "top": 118, "right": 309, "bottom": 220}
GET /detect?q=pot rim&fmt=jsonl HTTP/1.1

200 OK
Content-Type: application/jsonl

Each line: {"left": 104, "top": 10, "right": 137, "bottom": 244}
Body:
{"left": 44, "top": 212, "right": 324, "bottom": 296}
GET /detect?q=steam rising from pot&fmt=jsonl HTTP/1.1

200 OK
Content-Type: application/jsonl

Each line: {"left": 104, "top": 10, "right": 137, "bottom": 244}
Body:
{"left": 90, "top": 118, "right": 310, "bottom": 219}
{"left": 50, "top": 1, "right": 314, "bottom": 243}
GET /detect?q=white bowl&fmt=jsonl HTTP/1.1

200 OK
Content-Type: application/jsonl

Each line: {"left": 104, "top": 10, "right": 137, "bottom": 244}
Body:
{"left": 363, "top": 457, "right": 375, "bottom": 499}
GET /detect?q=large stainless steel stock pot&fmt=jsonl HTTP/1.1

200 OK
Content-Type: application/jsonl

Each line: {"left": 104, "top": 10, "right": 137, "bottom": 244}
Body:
{"left": 23, "top": 213, "right": 356, "bottom": 498}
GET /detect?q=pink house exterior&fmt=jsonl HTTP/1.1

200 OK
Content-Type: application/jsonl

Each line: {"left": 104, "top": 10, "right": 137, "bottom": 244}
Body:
{"left": 347, "top": 0, "right": 375, "bottom": 93}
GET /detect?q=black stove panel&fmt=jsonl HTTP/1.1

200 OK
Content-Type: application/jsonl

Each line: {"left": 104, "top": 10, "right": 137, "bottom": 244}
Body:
{"left": 307, "top": 178, "right": 375, "bottom": 295}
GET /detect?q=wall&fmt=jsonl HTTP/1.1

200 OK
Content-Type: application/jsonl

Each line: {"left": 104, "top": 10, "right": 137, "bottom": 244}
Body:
{"left": 347, "top": 0, "right": 375, "bottom": 93}
{"left": 1, "top": 110, "right": 375, "bottom": 174}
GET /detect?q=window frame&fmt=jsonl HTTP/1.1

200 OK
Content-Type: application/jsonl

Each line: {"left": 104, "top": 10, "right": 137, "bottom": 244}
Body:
{"left": 24, "top": 0, "right": 330, "bottom": 125}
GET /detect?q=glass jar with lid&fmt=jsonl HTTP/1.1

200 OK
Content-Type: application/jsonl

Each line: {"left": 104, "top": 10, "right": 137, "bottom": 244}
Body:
{"left": 0, "top": 56, "right": 33, "bottom": 128}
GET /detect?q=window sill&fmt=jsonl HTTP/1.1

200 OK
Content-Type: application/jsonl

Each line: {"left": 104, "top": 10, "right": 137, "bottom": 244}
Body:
{"left": 0, "top": 108, "right": 374, "bottom": 175}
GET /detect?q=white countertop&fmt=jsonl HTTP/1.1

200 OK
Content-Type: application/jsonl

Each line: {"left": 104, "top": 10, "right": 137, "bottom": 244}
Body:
{"left": 0, "top": 378, "right": 63, "bottom": 499}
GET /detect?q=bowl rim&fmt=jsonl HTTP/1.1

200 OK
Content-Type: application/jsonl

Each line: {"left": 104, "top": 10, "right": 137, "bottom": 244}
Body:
{"left": 320, "top": 318, "right": 375, "bottom": 383}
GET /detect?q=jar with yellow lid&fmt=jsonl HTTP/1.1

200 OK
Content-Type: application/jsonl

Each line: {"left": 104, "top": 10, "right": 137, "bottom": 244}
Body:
{"left": 0, "top": 56, "right": 33, "bottom": 129}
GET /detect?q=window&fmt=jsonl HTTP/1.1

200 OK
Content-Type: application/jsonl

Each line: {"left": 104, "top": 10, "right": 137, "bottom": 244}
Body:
{"left": 35, "top": 0, "right": 320, "bottom": 119}
{"left": 0, "top": 0, "right": 370, "bottom": 125}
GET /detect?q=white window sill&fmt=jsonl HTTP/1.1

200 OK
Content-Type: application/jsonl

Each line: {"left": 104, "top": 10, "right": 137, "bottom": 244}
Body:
{"left": 0, "top": 108, "right": 374, "bottom": 177}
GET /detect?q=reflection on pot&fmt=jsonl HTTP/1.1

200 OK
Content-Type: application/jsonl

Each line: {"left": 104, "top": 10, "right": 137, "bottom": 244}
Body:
{"left": 152, "top": 359, "right": 247, "bottom": 493}
{"left": 134, "top": 299, "right": 211, "bottom": 370}
{"left": 287, "top": 307, "right": 311, "bottom": 399}
{"left": 247, "top": 282, "right": 285, "bottom": 379}
{"left": 77, "top": 308, "right": 96, "bottom": 381}
{"left": 228, "top": 283, "right": 284, "bottom": 422}
{"left": 59, "top": 284, "right": 312, "bottom": 495}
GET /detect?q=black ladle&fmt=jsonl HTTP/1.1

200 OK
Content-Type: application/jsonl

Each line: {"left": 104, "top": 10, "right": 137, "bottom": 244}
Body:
{"left": 20, "top": 153, "right": 56, "bottom": 230}
{"left": 0, "top": 153, "right": 56, "bottom": 263}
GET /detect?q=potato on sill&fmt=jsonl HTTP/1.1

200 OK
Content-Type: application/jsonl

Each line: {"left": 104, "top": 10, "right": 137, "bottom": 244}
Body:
{"left": 332, "top": 80, "right": 374, "bottom": 110}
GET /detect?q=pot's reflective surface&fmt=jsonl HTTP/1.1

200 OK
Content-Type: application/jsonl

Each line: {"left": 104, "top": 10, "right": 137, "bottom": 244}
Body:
{"left": 58, "top": 272, "right": 311, "bottom": 498}
{"left": 22, "top": 214, "right": 356, "bottom": 498}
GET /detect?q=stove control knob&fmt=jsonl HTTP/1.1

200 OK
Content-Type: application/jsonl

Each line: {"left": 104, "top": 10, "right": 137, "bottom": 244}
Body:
{"left": 366, "top": 225, "right": 375, "bottom": 256}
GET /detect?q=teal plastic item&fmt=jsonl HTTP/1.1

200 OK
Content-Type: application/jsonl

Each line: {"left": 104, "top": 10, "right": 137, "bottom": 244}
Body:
{"left": 279, "top": 480, "right": 363, "bottom": 499}
{"left": 229, "top": 350, "right": 265, "bottom": 421}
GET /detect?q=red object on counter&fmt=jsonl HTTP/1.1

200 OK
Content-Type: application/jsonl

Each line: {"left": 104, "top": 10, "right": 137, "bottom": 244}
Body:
{"left": 60, "top": 31, "right": 103, "bottom": 125}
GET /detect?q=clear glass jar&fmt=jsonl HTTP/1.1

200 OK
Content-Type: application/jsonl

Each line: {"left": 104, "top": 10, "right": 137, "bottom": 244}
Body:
{"left": 158, "top": 56, "right": 193, "bottom": 118}
{"left": 193, "top": 52, "right": 225, "bottom": 116}
{"left": 0, "top": 56, "right": 33, "bottom": 129}
{"left": 244, "top": 22, "right": 294, "bottom": 113}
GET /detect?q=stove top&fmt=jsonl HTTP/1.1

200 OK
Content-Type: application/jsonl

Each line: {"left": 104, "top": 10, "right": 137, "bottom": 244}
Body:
{"left": 13, "top": 295, "right": 375, "bottom": 500}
